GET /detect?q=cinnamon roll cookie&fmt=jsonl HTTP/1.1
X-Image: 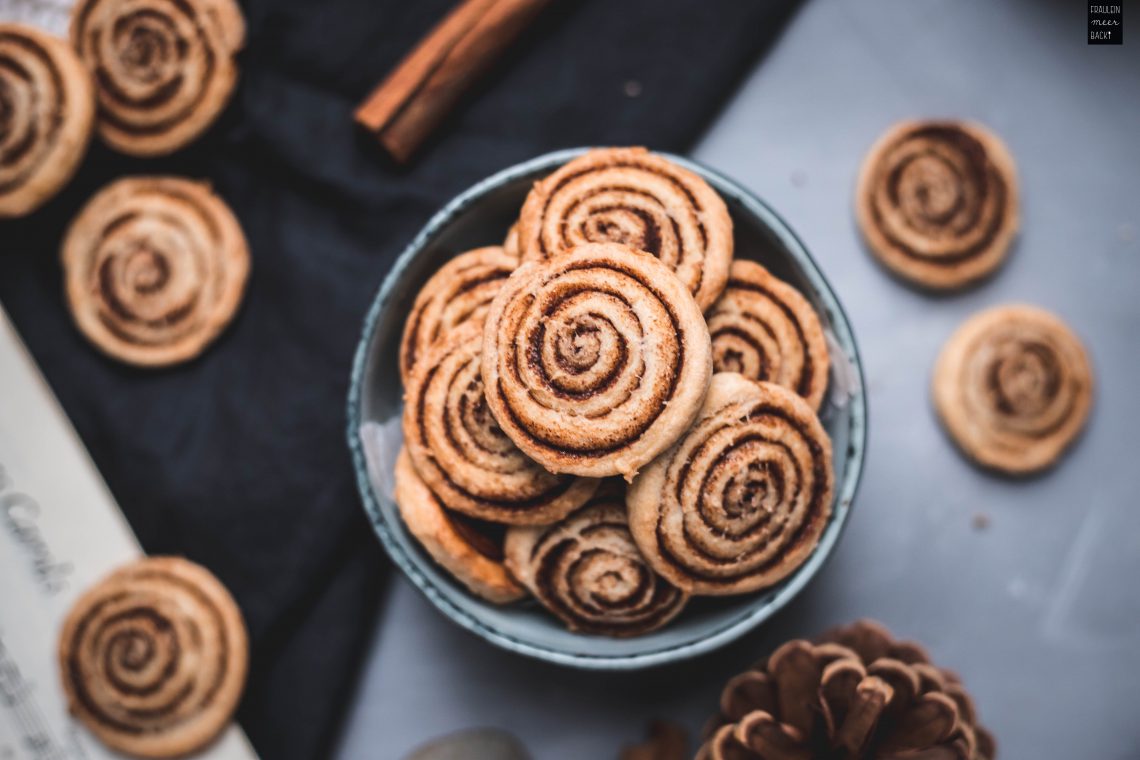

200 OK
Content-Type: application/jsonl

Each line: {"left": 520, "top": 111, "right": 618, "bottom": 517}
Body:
{"left": 482, "top": 242, "right": 713, "bottom": 479}
{"left": 518, "top": 147, "right": 733, "bottom": 310}
{"left": 71, "top": 0, "right": 246, "bottom": 156}
{"left": 504, "top": 486, "right": 688, "bottom": 636}
{"left": 708, "top": 260, "right": 830, "bottom": 411}
{"left": 856, "top": 120, "right": 1019, "bottom": 290}
{"left": 628, "top": 373, "right": 834, "bottom": 596}
{"left": 403, "top": 320, "right": 599, "bottom": 525}
{"left": 0, "top": 24, "right": 95, "bottom": 218}
{"left": 934, "top": 305, "right": 1093, "bottom": 474}
{"left": 62, "top": 176, "right": 250, "bottom": 366}
{"left": 400, "top": 246, "right": 516, "bottom": 385}
{"left": 394, "top": 448, "right": 526, "bottom": 604}
{"left": 58, "top": 556, "right": 247, "bottom": 758}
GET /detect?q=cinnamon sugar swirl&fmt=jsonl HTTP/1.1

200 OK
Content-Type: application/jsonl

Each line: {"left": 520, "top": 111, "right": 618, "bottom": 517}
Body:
{"left": 708, "top": 260, "right": 830, "bottom": 411}
{"left": 481, "top": 243, "right": 713, "bottom": 479}
{"left": 504, "top": 486, "right": 688, "bottom": 636}
{"left": 61, "top": 176, "right": 250, "bottom": 366}
{"left": 70, "top": 0, "right": 245, "bottom": 156}
{"left": 58, "top": 556, "right": 247, "bottom": 758}
{"left": 400, "top": 246, "right": 516, "bottom": 385}
{"left": 518, "top": 147, "right": 733, "bottom": 310}
{"left": 856, "top": 120, "right": 1019, "bottom": 290}
{"left": 628, "top": 373, "right": 834, "bottom": 595}
{"left": 934, "top": 305, "right": 1093, "bottom": 474}
{"left": 0, "top": 24, "right": 95, "bottom": 217}
{"left": 403, "top": 320, "right": 599, "bottom": 525}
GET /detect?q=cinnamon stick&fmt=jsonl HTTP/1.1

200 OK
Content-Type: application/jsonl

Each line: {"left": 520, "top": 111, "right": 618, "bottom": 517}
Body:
{"left": 355, "top": 0, "right": 552, "bottom": 163}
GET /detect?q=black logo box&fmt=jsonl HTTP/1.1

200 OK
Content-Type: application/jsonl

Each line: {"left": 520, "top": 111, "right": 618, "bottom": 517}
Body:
{"left": 1089, "top": 2, "right": 1123, "bottom": 44}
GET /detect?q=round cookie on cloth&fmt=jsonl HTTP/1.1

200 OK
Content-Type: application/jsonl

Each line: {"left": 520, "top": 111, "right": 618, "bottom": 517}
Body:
{"left": 394, "top": 448, "right": 526, "bottom": 604}
{"left": 933, "top": 304, "right": 1093, "bottom": 474}
{"left": 402, "top": 319, "right": 599, "bottom": 525}
{"left": 0, "top": 23, "right": 95, "bottom": 218}
{"left": 58, "top": 556, "right": 247, "bottom": 758}
{"left": 481, "top": 242, "right": 713, "bottom": 479}
{"left": 70, "top": 0, "right": 245, "bottom": 156}
{"left": 707, "top": 259, "right": 830, "bottom": 411}
{"left": 628, "top": 373, "right": 834, "bottom": 596}
{"left": 504, "top": 485, "right": 688, "bottom": 637}
{"left": 399, "top": 246, "right": 517, "bottom": 385}
{"left": 61, "top": 176, "right": 250, "bottom": 367}
{"left": 518, "top": 147, "right": 733, "bottom": 310}
{"left": 856, "top": 120, "right": 1019, "bottom": 290}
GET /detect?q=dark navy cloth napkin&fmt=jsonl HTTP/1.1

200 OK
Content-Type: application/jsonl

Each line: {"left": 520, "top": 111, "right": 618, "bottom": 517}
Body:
{"left": 0, "top": 1, "right": 799, "bottom": 757}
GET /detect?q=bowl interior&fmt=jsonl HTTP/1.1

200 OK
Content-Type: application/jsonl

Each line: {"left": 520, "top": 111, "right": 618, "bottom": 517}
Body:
{"left": 348, "top": 150, "right": 867, "bottom": 669}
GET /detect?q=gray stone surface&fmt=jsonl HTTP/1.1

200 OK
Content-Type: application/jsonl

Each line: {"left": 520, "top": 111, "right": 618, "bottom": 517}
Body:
{"left": 336, "top": 1, "right": 1140, "bottom": 757}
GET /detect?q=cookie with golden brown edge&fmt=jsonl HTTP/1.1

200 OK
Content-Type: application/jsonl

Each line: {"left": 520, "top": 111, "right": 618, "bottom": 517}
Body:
{"left": 394, "top": 448, "right": 526, "bottom": 604}
{"left": 518, "top": 147, "right": 733, "bottom": 310}
{"left": 504, "top": 484, "right": 688, "bottom": 637}
{"left": 628, "top": 373, "right": 834, "bottom": 596}
{"left": 708, "top": 259, "right": 830, "bottom": 411}
{"left": 399, "top": 246, "right": 517, "bottom": 385}
{"left": 856, "top": 120, "right": 1019, "bottom": 290}
{"left": 502, "top": 222, "right": 520, "bottom": 259}
{"left": 481, "top": 242, "right": 713, "bottom": 479}
{"left": 0, "top": 24, "right": 95, "bottom": 218}
{"left": 61, "top": 176, "right": 250, "bottom": 367}
{"left": 71, "top": 0, "right": 245, "bottom": 156}
{"left": 403, "top": 320, "right": 599, "bottom": 525}
{"left": 58, "top": 556, "right": 247, "bottom": 758}
{"left": 933, "top": 304, "right": 1093, "bottom": 474}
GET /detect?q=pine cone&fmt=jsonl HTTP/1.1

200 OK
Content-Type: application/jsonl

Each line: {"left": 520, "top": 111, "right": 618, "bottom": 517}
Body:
{"left": 697, "top": 620, "right": 996, "bottom": 760}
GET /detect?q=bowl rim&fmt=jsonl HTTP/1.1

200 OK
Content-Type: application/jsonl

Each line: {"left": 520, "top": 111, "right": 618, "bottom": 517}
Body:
{"left": 347, "top": 147, "right": 868, "bottom": 670}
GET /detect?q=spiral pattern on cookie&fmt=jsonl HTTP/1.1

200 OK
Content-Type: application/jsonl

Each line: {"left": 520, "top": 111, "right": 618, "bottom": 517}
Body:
{"left": 934, "top": 305, "right": 1093, "bottom": 474}
{"left": 62, "top": 176, "right": 250, "bottom": 367}
{"left": 58, "top": 557, "right": 247, "bottom": 758}
{"left": 0, "top": 24, "right": 95, "bottom": 217}
{"left": 628, "top": 373, "right": 834, "bottom": 596}
{"left": 482, "top": 242, "right": 713, "bottom": 479}
{"left": 708, "top": 260, "right": 831, "bottom": 411}
{"left": 856, "top": 120, "right": 1019, "bottom": 290}
{"left": 504, "top": 494, "right": 688, "bottom": 636}
{"left": 400, "top": 246, "right": 516, "bottom": 385}
{"left": 404, "top": 320, "right": 599, "bottom": 525}
{"left": 71, "top": 0, "right": 245, "bottom": 156}
{"left": 518, "top": 147, "right": 733, "bottom": 310}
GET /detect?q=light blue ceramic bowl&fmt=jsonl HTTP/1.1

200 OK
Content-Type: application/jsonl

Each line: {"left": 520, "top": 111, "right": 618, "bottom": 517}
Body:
{"left": 347, "top": 149, "right": 867, "bottom": 669}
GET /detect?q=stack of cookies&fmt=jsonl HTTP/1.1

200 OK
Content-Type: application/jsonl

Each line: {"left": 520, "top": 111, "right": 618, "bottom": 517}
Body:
{"left": 394, "top": 147, "right": 837, "bottom": 637}
{"left": 1, "top": 0, "right": 250, "bottom": 368}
